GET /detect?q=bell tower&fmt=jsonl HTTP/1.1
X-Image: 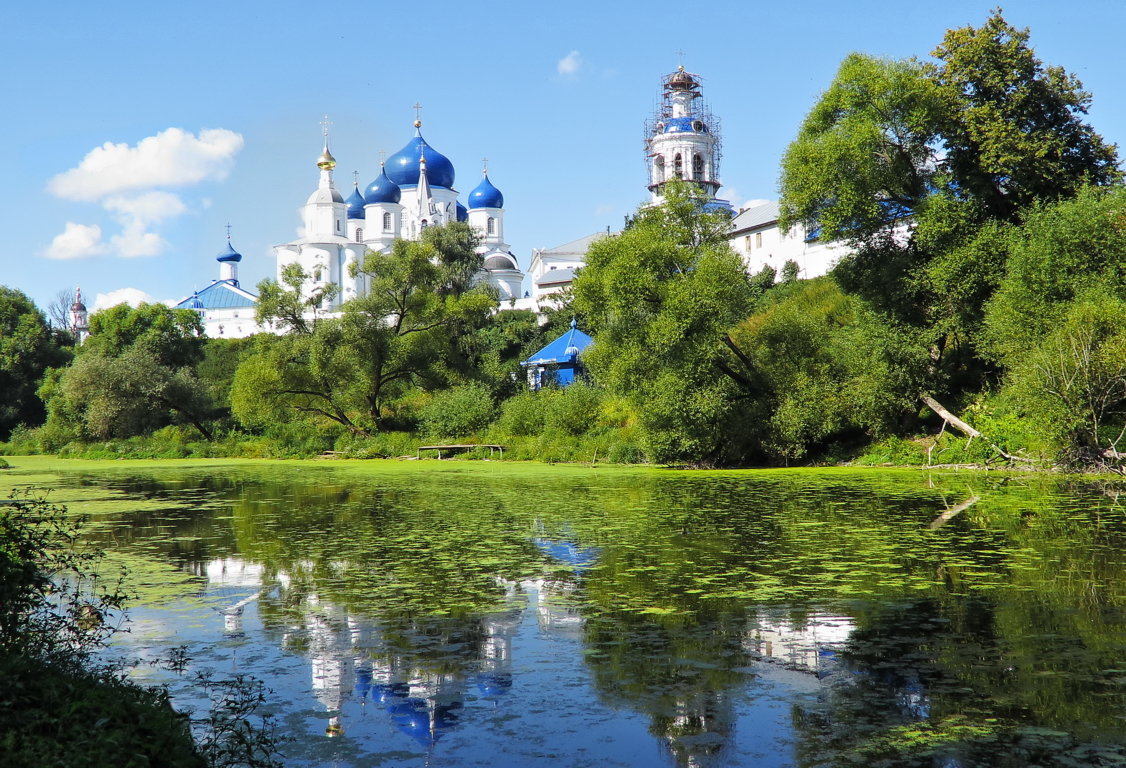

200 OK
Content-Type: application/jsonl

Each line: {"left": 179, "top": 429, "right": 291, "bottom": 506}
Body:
{"left": 645, "top": 65, "right": 722, "bottom": 202}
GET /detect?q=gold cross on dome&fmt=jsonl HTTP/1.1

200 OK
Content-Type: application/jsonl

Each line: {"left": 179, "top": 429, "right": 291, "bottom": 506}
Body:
{"left": 320, "top": 114, "right": 332, "bottom": 140}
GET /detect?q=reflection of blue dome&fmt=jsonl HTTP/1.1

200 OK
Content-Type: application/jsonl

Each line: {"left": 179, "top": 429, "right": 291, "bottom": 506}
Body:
{"left": 216, "top": 241, "right": 242, "bottom": 263}
{"left": 365, "top": 164, "right": 402, "bottom": 205}
{"left": 456, "top": 201, "right": 468, "bottom": 222}
{"left": 381, "top": 688, "right": 461, "bottom": 747}
{"left": 468, "top": 173, "right": 503, "bottom": 209}
{"left": 345, "top": 183, "right": 366, "bottom": 219}
{"left": 476, "top": 673, "right": 513, "bottom": 697}
{"left": 386, "top": 133, "right": 455, "bottom": 189}
{"left": 534, "top": 538, "right": 601, "bottom": 573}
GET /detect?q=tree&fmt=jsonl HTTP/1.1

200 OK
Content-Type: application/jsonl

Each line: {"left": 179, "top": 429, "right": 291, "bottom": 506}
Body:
{"left": 1003, "top": 288, "right": 1126, "bottom": 468}
{"left": 729, "top": 279, "right": 929, "bottom": 461}
{"left": 779, "top": 53, "right": 942, "bottom": 246}
{"left": 42, "top": 303, "right": 215, "bottom": 440}
{"left": 929, "top": 12, "right": 1121, "bottom": 222}
{"left": 0, "top": 287, "right": 69, "bottom": 440}
{"left": 779, "top": 10, "right": 1121, "bottom": 409}
{"left": 571, "top": 182, "right": 757, "bottom": 463}
{"left": 984, "top": 186, "right": 1126, "bottom": 368}
{"left": 233, "top": 222, "right": 496, "bottom": 435}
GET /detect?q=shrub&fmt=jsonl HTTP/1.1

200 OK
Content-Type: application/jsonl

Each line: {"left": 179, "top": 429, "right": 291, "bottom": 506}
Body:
{"left": 496, "top": 390, "right": 545, "bottom": 437}
{"left": 418, "top": 382, "right": 497, "bottom": 439}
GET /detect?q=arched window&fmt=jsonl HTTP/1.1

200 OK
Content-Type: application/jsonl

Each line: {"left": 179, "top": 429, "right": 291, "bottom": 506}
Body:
{"left": 356, "top": 228, "right": 363, "bottom": 242}
{"left": 421, "top": 219, "right": 428, "bottom": 230}
{"left": 382, "top": 212, "right": 392, "bottom": 232}
{"left": 674, "top": 153, "right": 683, "bottom": 179}
{"left": 654, "top": 155, "right": 665, "bottom": 183}
{"left": 692, "top": 154, "right": 704, "bottom": 180}
{"left": 487, "top": 217, "right": 496, "bottom": 235}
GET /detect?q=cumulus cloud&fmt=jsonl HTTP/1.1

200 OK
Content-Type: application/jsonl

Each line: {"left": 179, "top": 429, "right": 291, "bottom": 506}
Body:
{"left": 557, "top": 50, "right": 582, "bottom": 76}
{"left": 93, "top": 287, "right": 157, "bottom": 311}
{"left": 43, "top": 222, "right": 108, "bottom": 260}
{"left": 44, "top": 128, "right": 243, "bottom": 261}
{"left": 48, "top": 128, "right": 243, "bottom": 202}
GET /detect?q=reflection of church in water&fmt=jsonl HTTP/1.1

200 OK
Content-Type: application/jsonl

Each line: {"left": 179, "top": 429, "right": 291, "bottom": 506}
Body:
{"left": 200, "top": 540, "right": 862, "bottom": 766}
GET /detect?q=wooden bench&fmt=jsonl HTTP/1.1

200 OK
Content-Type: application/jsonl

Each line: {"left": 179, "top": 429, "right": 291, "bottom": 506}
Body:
{"left": 417, "top": 444, "right": 505, "bottom": 460}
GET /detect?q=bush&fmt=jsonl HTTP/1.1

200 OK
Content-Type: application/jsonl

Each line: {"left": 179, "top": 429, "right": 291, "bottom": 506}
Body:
{"left": 496, "top": 390, "right": 545, "bottom": 437}
{"left": 544, "top": 383, "right": 604, "bottom": 436}
{"left": 419, "top": 383, "right": 497, "bottom": 439}
{"left": 0, "top": 492, "right": 283, "bottom": 767}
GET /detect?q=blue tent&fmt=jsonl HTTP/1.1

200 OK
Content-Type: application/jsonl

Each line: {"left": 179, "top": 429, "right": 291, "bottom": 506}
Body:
{"left": 520, "top": 319, "right": 592, "bottom": 390}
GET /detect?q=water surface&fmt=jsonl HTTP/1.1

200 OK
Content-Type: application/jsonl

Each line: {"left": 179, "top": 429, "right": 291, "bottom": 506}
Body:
{"left": 7, "top": 459, "right": 1126, "bottom": 767}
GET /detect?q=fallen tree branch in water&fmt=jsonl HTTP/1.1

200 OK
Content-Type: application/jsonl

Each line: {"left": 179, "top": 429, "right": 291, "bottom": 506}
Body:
{"left": 929, "top": 495, "right": 981, "bottom": 529}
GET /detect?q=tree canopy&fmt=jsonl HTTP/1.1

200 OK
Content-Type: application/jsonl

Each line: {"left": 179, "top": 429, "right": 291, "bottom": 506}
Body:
{"left": 232, "top": 222, "right": 496, "bottom": 435}
{"left": 0, "top": 287, "right": 69, "bottom": 439}
{"left": 572, "top": 182, "right": 759, "bottom": 463}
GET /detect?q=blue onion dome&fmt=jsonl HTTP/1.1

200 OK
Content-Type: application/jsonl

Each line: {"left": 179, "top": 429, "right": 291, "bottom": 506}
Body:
{"left": 456, "top": 201, "right": 468, "bottom": 222}
{"left": 657, "top": 116, "right": 707, "bottom": 133}
{"left": 188, "top": 295, "right": 204, "bottom": 310}
{"left": 364, "top": 163, "right": 402, "bottom": 205}
{"left": 216, "top": 240, "right": 242, "bottom": 263}
{"left": 345, "top": 182, "right": 366, "bottom": 219}
{"left": 468, "top": 172, "right": 503, "bottom": 209}
{"left": 385, "top": 129, "right": 455, "bottom": 189}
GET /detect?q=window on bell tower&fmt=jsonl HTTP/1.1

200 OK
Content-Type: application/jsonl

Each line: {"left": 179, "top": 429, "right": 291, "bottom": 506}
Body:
{"left": 674, "top": 153, "right": 683, "bottom": 179}
{"left": 693, "top": 154, "right": 704, "bottom": 180}
{"left": 487, "top": 217, "right": 496, "bottom": 235}
{"left": 382, "top": 212, "right": 392, "bottom": 232}
{"left": 654, "top": 155, "right": 665, "bottom": 183}
{"left": 356, "top": 228, "right": 363, "bottom": 242}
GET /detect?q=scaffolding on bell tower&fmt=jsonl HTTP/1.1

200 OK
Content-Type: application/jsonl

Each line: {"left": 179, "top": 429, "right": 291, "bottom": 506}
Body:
{"left": 643, "top": 66, "right": 723, "bottom": 199}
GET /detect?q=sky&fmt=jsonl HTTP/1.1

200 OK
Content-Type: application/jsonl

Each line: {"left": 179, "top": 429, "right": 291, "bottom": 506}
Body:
{"left": 5, "top": 0, "right": 1126, "bottom": 316}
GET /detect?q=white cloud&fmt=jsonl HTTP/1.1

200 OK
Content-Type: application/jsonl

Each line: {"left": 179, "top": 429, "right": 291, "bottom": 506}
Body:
{"left": 103, "top": 191, "right": 188, "bottom": 225}
{"left": 43, "top": 128, "right": 243, "bottom": 261}
{"left": 557, "top": 50, "right": 582, "bottom": 76}
{"left": 110, "top": 221, "right": 168, "bottom": 258}
{"left": 93, "top": 287, "right": 156, "bottom": 311}
{"left": 48, "top": 127, "right": 244, "bottom": 202}
{"left": 43, "top": 222, "right": 107, "bottom": 260}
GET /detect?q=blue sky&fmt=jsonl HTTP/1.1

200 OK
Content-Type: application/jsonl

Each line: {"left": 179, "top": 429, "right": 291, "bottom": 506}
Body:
{"left": 5, "top": 1, "right": 1126, "bottom": 315}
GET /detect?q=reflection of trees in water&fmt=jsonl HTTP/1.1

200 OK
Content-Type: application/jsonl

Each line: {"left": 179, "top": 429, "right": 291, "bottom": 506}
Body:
{"left": 791, "top": 598, "right": 1126, "bottom": 768}
{"left": 582, "top": 607, "right": 750, "bottom": 768}
{"left": 71, "top": 464, "right": 1126, "bottom": 764}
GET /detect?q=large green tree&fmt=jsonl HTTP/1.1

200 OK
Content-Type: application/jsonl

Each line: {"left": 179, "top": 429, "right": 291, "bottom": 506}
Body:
{"left": 0, "top": 287, "right": 69, "bottom": 439}
{"left": 572, "top": 182, "right": 759, "bottom": 464}
{"left": 42, "top": 303, "right": 214, "bottom": 441}
{"left": 779, "top": 10, "right": 1120, "bottom": 401}
{"left": 232, "top": 222, "right": 496, "bottom": 435}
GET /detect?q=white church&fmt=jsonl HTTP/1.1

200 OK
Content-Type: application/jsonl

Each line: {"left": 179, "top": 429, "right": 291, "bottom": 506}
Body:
{"left": 170, "top": 66, "right": 846, "bottom": 337}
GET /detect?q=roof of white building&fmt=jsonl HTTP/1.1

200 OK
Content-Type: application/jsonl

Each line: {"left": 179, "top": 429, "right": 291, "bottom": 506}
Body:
{"left": 174, "top": 279, "right": 258, "bottom": 311}
{"left": 535, "top": 231, "right": 612, "bottom": 258}
{"left": 730, "top": 201, "right": 781, "bottom": 233}
{"left": 536, "top": 267, "right": 577, "bottom": 286}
